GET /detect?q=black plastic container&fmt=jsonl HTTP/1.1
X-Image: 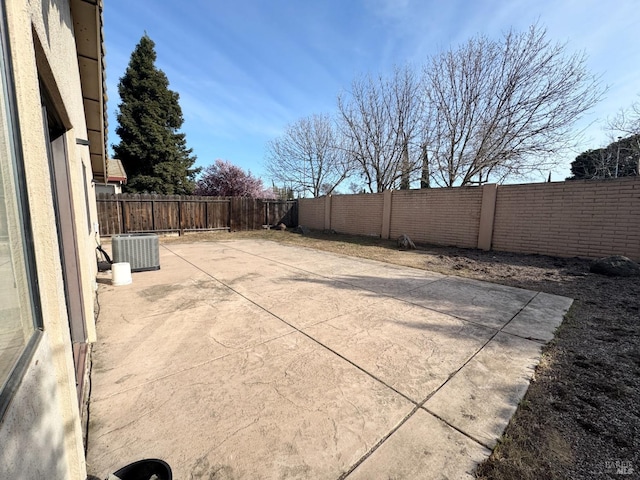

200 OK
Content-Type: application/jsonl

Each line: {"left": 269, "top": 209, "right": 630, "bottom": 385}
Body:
{"left": 111, "top": 459, "right": 172, "bottom": 480}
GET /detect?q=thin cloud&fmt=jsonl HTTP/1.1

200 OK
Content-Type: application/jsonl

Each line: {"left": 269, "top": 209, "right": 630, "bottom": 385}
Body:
{"left": 104, "top": 0, "right": 640, "bottom": 180}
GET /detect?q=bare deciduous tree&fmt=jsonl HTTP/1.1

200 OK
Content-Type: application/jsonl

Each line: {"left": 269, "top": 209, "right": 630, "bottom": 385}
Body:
{"left": 609, "top": 99, "right": 640, "bottom": 136}
{"left": 608, "top": 99, "right": 640, "bottom": 175}
{"left": 422, "top": 24, "right": 604, "bottom": 187}
{"left": 337, "top": 66, "right": 425, "bottom": 192}
{"left": 265, "top": 113, "right": 352, "bottom": 197}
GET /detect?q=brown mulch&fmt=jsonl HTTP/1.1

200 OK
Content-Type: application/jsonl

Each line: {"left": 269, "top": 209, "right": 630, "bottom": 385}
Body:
{"left": 162, "top": 229, "right": 640, "bottom": 479}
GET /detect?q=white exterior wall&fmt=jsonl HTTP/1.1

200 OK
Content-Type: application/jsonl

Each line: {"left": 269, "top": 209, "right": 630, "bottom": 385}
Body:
{"left": 0, "top": 0, "right": 102, "bottom": 478}
{"left": 0, "top": 335, "right": 71, "bottom": 478}
{"left": 96, "top": 183, "right": 122, "bottom": 195}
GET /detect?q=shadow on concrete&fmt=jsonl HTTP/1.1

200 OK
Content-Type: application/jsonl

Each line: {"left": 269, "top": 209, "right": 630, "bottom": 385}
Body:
{"left": 287, "top": 231, "right": 592, "bottom": 296}
{"left": 284, "top": 273, "right": 525, "bottom": 332}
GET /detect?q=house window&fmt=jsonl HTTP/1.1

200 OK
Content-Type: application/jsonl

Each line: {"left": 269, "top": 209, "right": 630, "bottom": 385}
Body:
{"left": 0, "top": 3, "right": 43, "bottom": 417}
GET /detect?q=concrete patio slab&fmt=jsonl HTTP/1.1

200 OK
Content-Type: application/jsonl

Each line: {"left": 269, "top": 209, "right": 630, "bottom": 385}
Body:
{"left": 165, "top": 244, "right": 390, "bottom": 329}
{"left": 89, "top": 333, "right": 413, "bottom": 479}
{"left": 347, "top": 409, "right": 491, "bottom": 480}
{"left": 163, "top": 244, "right": 289, "bottom": 285}
{"left": 323, "top": 266, "right": 445, "bottom": 297}
{"left": 190, "top": 239, "right": 394, "bottom": 278}
{"left": 92, "top": 301, "right": 294, "bottom": 393}
{"left": 398, "top": 276, "right": 538, "bottom": 329}
{"left": 424, "top": 331, "right": 544, "bottom": 448}
{"left": 168, "top": 241, "right": 381, "bottom": 279}
{"left": 303, "top": 300, "right": 493, "bottom": 402}
{"left": 258, "top": 284, "right": 383, "bottom": 329}
{"left": 106, "top": 246, "right": 213, "bottom": 289}
{"left": 503, "top": 292, "right": 574, "bottom": 342}
{"left": 87, "top": 239, "right": 573, "bottom": 479}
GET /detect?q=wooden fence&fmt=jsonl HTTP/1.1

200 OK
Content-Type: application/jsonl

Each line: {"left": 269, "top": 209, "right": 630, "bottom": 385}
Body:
{"left": 96, "top": 193, "right": 298, "bottom": 236}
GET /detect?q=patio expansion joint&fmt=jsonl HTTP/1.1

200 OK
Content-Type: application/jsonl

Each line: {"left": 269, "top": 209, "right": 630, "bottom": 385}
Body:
{"left": 338, "top": 403, "right": 487, "bottom": 480}
{"left": 161, "top": 244, "right": 549, "bottom": 477}
{"left": 210, "top": 241, "right": 453, "bottom": 305}
{"left": 163, "top": 246, "right": 420, "bottom": 406}
{"left": 393, "top": 285, "right": 556, "bottom": 345}
{"left": 340, "top": 291, "right": 543, "bottom": 477}
{"left": 213, "top": 242, "right": 552, "bottom": 344}
{"left": 216, "top": 242, "right": 381, "bottom": 281}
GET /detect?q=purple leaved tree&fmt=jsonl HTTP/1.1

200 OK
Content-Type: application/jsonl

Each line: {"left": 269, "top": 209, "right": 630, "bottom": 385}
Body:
{"left": 195, "top": 159, "right": 275, "bottom": 198}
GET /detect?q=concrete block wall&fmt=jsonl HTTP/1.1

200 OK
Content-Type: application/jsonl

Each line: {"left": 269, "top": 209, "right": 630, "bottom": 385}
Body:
{"left": 298, "top": 198, "right": 325, "bottom": 230}
{"left": 331, "top": 193, "right": 384, "bottom": 236}
{"left": 297, "top": 177, "right": 640, "bottom": 261}
{"left": 389, "top": 188, "right": 483, "bottom": 248}
{"left": 492, "top": 177, "right": 640, "bottom": 260}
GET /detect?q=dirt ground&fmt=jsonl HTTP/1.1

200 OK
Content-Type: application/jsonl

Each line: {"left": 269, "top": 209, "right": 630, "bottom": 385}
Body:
{"left": 161, "top": 229, "right": 639, "bottom": 479}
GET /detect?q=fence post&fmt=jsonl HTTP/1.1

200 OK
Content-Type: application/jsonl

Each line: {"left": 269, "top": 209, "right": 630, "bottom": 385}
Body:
{"left": 477, "top": 184, "right": 498, "bottom": 250}
{"left": 151, "top": 199, "right": 156, "bottom": 232}
{"left": 324, "top": 195, "right": 332, "bottom": 230}
{"left": 381, "top": 190, "right": 393, "bottom": 239}
{"left": 121, "top": 198, "right": 126, "bottom": 233}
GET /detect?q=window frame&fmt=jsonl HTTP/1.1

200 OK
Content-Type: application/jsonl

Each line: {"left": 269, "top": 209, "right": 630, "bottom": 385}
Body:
{"left": 0, "top": 1, "right": 45, "bottom": 420}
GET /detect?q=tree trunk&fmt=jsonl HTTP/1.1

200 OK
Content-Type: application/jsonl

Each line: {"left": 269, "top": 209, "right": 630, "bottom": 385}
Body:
{"left": 400, "top": 143, "right": 410, "bottom": 189}
{"left": 420, "top": 147, "right": 430, "bottom": 188}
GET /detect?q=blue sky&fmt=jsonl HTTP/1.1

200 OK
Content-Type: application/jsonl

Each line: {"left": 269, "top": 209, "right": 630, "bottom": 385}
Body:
{"left": 103, "top": 0, "right": 640, "bottom": 185}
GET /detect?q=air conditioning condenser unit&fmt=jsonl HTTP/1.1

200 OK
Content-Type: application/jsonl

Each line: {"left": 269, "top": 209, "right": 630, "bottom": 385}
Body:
{"left": 112, "top": 233, "right": 160, "bottom": 272}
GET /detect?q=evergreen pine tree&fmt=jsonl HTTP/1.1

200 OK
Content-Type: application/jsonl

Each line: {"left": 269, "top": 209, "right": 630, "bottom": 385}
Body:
{"left": 114, "top": 34, "right": 199, "bottom": 194}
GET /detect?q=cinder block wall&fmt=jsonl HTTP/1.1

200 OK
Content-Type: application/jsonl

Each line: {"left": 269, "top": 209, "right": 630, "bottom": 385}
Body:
{"left": 331, "top": 193, "right": 384, "bottom": 236}
{"left": 389, "top": 188, "right": 483, "bottom": 248}
{"left": 492, "top": 178, "right": 640, "bottom": 260}
{"left": 297, "top": 177, "right": 640, "bottom": 260}
{"left": 298, "top": 198, "right": 325, "bottom": 230}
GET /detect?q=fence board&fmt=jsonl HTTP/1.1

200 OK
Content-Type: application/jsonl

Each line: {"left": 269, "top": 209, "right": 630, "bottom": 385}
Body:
{"left": 153, "top": 199, "right": 180, "bottom": 231}
{"left": 96, "top": 197, "right": 122, "bottom": 235}
{"left": 265, "top": 200, "right": 298, "bottom": 226}
{"left": 96, "top": 193, "right": 297, "bottom": 236}
{"left": 230, "top": 197, "right": 260, "bottom": 230}
{"left": 181, "top": 201, "right": 207, "bottom": 230}
{"left": 206, "top": 201, "right": 229, "bottom": 229}
{"left": 124, "top": 201, "right": 153, "bottom": 232}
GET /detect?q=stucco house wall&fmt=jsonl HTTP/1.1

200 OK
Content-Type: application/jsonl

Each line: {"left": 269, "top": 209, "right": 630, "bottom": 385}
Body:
{"left": 0, "top": 0, "right": 104, "bottom": 478}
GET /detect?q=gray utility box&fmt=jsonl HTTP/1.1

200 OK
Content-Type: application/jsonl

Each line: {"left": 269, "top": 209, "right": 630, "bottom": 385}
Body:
{"left": 112, "top": 234, "right": 160, "bottom": 272}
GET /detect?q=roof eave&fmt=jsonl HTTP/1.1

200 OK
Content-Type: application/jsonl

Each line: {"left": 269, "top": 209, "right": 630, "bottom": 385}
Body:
{"left": 70, "top": 0, "right": 108, "bottom": 183}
